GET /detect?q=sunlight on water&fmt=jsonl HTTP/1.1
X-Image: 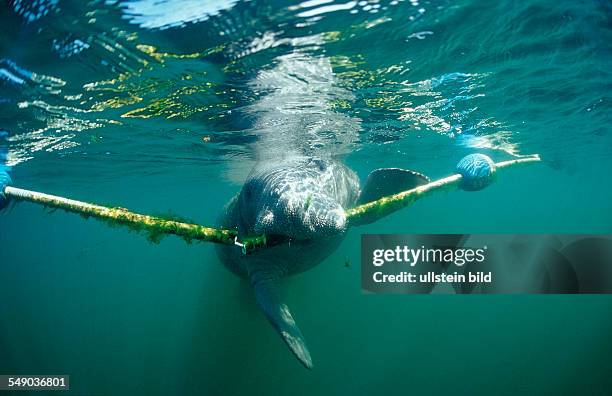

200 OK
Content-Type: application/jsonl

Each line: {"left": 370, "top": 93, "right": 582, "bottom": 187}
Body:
{"left": 6, "top": 0, "right": 605, "bottom": 167}
{"left": 112, "top": 0, "right": 240, "bottom": 29}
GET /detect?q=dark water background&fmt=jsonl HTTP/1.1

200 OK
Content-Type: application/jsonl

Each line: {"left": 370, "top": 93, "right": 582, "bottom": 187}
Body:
{"left": 1, "top": 0, "right": 611, "bottom": 394}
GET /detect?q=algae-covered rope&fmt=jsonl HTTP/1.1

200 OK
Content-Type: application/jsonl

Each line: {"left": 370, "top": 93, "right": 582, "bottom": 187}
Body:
{"left": 2, "top": 186, "right": 266, "bottom": 253}
{"left": 0, "top": 154, "right": 540, "bottom": 254}
{"left": 345, "top": 154, "right": 541, "bottom": 226}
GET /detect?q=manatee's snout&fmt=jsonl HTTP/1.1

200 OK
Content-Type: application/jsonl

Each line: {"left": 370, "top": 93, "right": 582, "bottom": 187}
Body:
{"left": 299, "top": 195, "right": 347, "bottom": 237}
{"left": 253, "top": 192, "right": 347, "bottom": 241}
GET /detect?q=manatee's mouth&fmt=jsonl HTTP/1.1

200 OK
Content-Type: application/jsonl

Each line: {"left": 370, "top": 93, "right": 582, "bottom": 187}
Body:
{"left": 266, "top": 234, "right": 292, "bottom": 246}
{"left": 265, "top": 233, "right": 313, "bottom": 247}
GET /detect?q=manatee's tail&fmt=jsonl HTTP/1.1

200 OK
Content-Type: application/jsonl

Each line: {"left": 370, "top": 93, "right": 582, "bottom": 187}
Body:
{"left": 250, "top": 272, "right": 313, "bottom": 369}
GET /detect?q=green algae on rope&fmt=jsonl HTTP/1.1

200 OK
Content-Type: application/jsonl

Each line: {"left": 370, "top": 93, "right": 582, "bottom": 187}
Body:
{"left": 346, "top": 154, "right": 540, "bottom": 226}
{"left": 346, "top": 173, "right": 463, "bottom": 226}
{"left": 3, "top": 186, "right": 242, "bottom": 247}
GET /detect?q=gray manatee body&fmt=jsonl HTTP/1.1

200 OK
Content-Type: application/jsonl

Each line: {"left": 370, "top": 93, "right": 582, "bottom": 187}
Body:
{"left": 215, "top": 156, "right": 360, "bottom": 369}
{"left": 215, "top": 52, "right": 429, "bottom": 369}
{"left": 215, "top": 154, "right": 430, "bottom": 369}
{"left": 218, "top": 156, "right": 360, "bottom": 276}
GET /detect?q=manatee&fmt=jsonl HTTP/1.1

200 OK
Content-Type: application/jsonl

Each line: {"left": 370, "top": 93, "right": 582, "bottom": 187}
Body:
{"left": 215, "top": 156, "right": 429, "bottom": 369}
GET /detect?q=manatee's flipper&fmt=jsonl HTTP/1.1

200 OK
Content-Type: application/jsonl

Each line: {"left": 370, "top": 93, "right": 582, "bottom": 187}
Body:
{"left": 358, "top": 168, "right": 430, "bottom": 204}
{"left": 250, "top": 272, "right": 313, "bottom": 369}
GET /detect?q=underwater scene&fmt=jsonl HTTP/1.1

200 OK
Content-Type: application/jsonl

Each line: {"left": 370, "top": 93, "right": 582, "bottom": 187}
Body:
{"left": 1, "top": 0, "right": 611, "bottom": 394}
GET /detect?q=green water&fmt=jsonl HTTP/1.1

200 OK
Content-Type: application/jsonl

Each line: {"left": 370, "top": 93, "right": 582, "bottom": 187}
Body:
{"left": 1, "top": 0, "right": 611, "bottom": 394}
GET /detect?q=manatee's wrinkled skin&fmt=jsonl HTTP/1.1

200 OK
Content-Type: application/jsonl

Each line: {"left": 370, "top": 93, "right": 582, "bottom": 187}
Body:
{"left": 216, "top": 156, "right": 360, "bottom": 282}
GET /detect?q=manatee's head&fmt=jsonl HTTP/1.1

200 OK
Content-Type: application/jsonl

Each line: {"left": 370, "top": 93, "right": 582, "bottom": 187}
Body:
{"left": 238, "top": 158, "right": 357, "bottom": 242}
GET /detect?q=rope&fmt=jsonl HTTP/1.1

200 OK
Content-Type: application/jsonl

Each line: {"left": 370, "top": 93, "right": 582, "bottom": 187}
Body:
{"left": 346, "top": 155, "right": 541, "bottom": 226}
{"left": 2, "top": 155, "right": 540, "bottom": 254}
{"left": 3, "top": 186, "right": 266, "bottom": 252}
